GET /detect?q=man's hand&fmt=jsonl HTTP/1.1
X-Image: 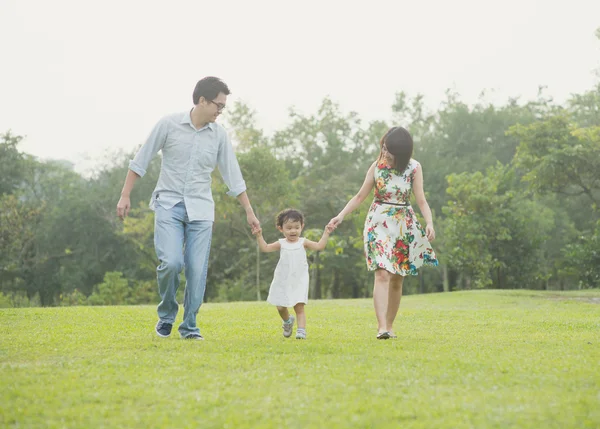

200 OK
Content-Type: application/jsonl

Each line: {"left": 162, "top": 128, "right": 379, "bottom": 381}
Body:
{"left": 247, "top": 213, "right": 260, "bottom": 234}
{"left": 116, "top": 196, "right": 131, "bottom": 220}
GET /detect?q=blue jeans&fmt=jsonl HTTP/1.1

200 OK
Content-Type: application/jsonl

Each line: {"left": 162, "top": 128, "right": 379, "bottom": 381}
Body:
{"left": 154, "top": 202, "right": 212, "bottom": 337}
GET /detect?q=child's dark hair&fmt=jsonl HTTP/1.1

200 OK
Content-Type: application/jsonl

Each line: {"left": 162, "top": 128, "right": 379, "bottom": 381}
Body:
{"left": 276, "top": 209, "right": 305, "bottom": 228}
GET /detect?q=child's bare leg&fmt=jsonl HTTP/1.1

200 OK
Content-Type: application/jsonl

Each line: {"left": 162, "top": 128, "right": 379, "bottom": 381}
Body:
{"left": 278, "top": 306, "right": 294, "bottom": 338}
{"left": 293, "top": 303, "right": 306, "bottom": 328}
{"left": 294, "top": 303, "right": 307, "bottom": 339}
{"left": 277, "top": 306, "right": 290, "bottom": 321}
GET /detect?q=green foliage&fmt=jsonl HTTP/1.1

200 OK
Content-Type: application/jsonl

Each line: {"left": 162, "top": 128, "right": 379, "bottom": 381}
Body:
{"left": 3, "top": 80, "right": 600, "bottom": 305}
{"left": 443, "top": 165, "right": 513, "bottom": 288}
{"left": 87, "top": 271, "right": 130, "bottom": 305}
{"left": 442, "top": 165, "right": 555, "bottom": 289}
{"left": 0, "top": 131, "right": 27, "bottom": 196}
{"left": 568, "top": 83, "right": 600, "bottom": 127}
{"left": 60, "top": 289, "right": 87, "bottom": 306}
{"left": 563, "top": 220, "right": 600, "bottom": 288}
{"left": 0, "top": 292, "right": 11, "bottom": 308}
{"left": 510, "top": 114, "right": 600, "bottom": 205}
{"left": 121, "top": 204, "right": 157, "bottom": 280}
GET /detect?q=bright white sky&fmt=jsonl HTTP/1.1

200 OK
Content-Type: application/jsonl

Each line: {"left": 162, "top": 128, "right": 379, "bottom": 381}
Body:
{"left": 1, "top": 0, "right": 599, "bottom": 174}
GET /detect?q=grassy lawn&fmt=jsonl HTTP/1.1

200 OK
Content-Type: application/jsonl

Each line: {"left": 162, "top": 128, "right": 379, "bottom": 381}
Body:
{"left": 1, "top": 290, "right": 599, "bottom": 429}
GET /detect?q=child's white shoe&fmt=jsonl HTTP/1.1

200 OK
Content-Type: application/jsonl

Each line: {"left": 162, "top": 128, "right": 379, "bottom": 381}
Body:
{"left": 296, "top": 328, "right": 306, "bottom": 340}
{"left": 282, "top": 316, "right": 295, "bottom": 338}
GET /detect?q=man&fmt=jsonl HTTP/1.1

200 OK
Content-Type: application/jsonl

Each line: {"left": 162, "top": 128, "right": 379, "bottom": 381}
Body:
{"left": 116, "top": 77, "right": 260, "bottom": 340}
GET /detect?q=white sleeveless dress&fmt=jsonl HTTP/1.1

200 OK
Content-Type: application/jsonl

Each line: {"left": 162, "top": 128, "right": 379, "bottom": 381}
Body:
{"left": 266, "top": 238, "right": 310, "bottom": 307}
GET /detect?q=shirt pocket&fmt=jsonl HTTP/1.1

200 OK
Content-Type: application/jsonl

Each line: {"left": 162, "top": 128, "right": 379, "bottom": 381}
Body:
{"left": 197, "top": 145, "right": 218, "bottom": 170}
{"left": 163, "top": 134, "right": 193, "bottom": 166}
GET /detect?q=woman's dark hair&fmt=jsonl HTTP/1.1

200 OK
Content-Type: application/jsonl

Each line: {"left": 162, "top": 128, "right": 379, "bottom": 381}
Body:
{"left": 275, "top": 209, "right": 305, "bottom": 228}
{"left": 192, "top": 77, "right": 231, "bottom": 104}
{"left": 378, "top": 126, "right": 413, "bottom": 173}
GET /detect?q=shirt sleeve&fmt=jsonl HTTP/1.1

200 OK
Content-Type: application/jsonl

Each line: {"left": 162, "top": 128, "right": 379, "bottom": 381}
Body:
{"left": 128, "top": 118, "right": 168, "bottom": 177}
{"left": 217, "top": 130, "right": 247, "bottom": 197}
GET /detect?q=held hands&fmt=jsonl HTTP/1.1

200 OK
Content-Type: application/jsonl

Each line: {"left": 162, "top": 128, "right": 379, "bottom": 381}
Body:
{"left": 247, "top": 213, "right": 261, "bottom": 234}
{"left": 327, "top": 215, "right": 344, "bottom": 231}
{"left": 116, "top": 196, "right": 131, "bottom": 220}
{"left": 252, "top": 225, "right": 263, "bottom": 236}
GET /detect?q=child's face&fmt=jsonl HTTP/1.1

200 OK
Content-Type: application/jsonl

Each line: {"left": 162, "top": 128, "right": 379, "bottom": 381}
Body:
{"left": 278, "top": 220, "right": 304, "bottom": 242}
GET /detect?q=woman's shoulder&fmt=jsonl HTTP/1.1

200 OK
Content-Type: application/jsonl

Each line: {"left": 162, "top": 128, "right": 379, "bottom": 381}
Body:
{"left": 409, "top": 158, "right": 421, "bottom": 171}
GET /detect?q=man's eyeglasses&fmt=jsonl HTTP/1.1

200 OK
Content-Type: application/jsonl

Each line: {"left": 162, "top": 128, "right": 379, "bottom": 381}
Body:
{"left": 209, "top": 100, "right": 226, "bottom": 112}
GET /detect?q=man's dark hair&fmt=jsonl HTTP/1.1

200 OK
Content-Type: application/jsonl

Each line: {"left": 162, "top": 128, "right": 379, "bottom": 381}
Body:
{"left": 192, "top": 77, "right": 231, "bottom": 104}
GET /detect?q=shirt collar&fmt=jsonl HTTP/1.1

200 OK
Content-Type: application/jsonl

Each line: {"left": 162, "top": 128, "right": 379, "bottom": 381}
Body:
{"left": 180, "top": 110, "right": 215, "bottom": 131}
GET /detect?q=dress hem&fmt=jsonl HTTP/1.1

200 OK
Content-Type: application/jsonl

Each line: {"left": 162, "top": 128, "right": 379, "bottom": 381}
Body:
{"left": 366, "top": 260, "right": 439, "bottom": 276}
{"left": 266, "top": 300, "right": 308, "bottom": 307}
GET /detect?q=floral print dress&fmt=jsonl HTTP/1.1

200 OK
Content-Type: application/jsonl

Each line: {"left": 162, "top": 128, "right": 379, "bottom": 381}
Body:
{"left": 364, "top": 159, "right": 438, "bottom": 275}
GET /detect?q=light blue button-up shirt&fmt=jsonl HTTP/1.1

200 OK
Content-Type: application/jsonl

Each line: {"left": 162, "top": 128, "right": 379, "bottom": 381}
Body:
{"left": 129, "top": 111, "right": 247, "bottom": 222}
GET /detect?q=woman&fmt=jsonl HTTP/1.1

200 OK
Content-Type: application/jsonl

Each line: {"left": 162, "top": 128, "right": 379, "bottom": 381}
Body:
{"left": 328, "top": 127, "right": 438, "bottom": 339}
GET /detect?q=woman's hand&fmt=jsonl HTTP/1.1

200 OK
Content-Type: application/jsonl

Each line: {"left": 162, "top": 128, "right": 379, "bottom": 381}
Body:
{"left": 426, "top": 224, "right": 435, "bottom": 242}
{"left": 328, "top": 215, "right": 344, "bottom": 231}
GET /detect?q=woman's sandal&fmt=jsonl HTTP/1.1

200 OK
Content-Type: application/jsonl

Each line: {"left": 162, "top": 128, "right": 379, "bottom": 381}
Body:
{"left": 376, "top": 332, "right": 391, "bottom": 340}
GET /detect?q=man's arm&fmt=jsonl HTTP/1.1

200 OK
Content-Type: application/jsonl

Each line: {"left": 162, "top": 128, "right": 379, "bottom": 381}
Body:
{"left": 116, "top": 170, "right": 140, "bottom": 220}
{"left": 116, "top": 117, "right": 167, "bottom": 220}
{"left": 218, "top": 130, "right": 260, "bottom": 231}
{"left": 237, "top": 191, "right": 260, "bottom": 232}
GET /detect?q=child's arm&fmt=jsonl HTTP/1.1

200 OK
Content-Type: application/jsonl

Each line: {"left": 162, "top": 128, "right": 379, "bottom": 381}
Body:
{"left": 254, "top": 227, "right": 281, "bottom": 253}
{"left": 304, "top": 226, "right": 333, "bottom": 252}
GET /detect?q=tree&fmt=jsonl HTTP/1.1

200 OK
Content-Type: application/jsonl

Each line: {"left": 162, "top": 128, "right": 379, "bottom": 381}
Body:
{"left": 87, "top": 272, "right": 130, "bottom": 305}
{"left": 0, "top": 131, "right": 27, "bottom": 196}
{"left": 442, "top": 164, "right": 553, "bottom": 289}
{"left": 510, "top": 114, "right": 600, "bottom": 206}
{"left": 563, "top": 220, "right": 600, "bottom": 288}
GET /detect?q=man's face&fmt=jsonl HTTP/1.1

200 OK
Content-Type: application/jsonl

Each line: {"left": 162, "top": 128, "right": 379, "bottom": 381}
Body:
{"left": 204, "top": 92, "right": 227, "bottom": 122}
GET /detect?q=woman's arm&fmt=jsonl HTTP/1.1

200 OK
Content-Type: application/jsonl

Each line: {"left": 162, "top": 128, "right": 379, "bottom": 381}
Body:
{"left": 328, "top": 162, "right": 376, "bottom": 229}
{"left": 412, "top": 164, "right": 435, "bottom": 241}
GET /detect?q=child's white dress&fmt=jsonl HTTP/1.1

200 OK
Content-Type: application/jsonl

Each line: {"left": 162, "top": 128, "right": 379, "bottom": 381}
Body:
{"left": 267, "top": 238, "right": 309, "bottom": 307}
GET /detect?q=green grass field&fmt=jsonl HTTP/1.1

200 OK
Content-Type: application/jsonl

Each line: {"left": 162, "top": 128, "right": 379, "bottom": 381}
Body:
{"left": 1, "top": 290, "right": 599, "bottom": 429}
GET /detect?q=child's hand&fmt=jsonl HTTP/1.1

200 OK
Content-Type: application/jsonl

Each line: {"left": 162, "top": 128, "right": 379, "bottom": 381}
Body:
{"left": 326, "top": 224, "right": 335, "bottom": 234}
{"left": 252, "top": 225, "right": 262, "bottom": 236}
